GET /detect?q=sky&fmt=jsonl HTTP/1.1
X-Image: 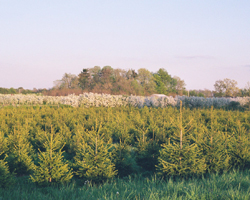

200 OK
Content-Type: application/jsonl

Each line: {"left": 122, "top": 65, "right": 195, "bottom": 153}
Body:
{"left": 0, "top": 0, "right": 250, "bottom": 91}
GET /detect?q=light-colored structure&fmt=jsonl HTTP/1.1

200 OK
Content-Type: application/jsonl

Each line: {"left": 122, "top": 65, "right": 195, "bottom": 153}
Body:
{"left": 150, "top": 94, "right": 167, "bottom": 98}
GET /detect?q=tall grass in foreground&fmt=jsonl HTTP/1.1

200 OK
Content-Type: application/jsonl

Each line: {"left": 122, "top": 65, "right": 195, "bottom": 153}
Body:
{"left": 0, "top": 170, "right": 249, "bottom": 200}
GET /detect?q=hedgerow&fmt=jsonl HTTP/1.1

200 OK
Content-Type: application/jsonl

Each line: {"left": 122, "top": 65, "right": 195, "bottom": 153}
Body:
{"left": 0, "top": 93, "right": 250, "bottom": 109}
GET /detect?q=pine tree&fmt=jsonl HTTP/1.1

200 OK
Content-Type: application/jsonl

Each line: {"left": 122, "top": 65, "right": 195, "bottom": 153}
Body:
{"left": 228, "top": 120, "right": 250, "bottom": 169}
{"left": 157, "top": 142, "right": 206, "bottom": 177}
{"left": 75, "top": 122, "right": 117, "bottom": 183}
{"left": 0, "top": 131, "right": 8, "bottom": 160}
{"left": 0, "top": 154, "right": 15, "bottom": 188}
{"left": 30, "top": 127, "right": 73, "bottom": 185}
{"left": 135, "top": 121, "right": 160, "bottom": 172}
{"left": 113, "top": 139, "right": 139, "bottom": 177}
{"left": 6, "top": 128, "right": 35, "bottom": 175}
{"left": 157, "top": 101, "right": 206, "bottom": 177}
{"left": 197, "top": 107, "right": 230, "bottom": 173}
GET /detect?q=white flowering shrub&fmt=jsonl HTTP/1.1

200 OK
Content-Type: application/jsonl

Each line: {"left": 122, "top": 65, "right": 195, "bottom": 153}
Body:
{"left": 177, "top": 96, "right": 232, "bottom": 108}
{"left": 0, "top": 93, "right": 249, "bottom": 109}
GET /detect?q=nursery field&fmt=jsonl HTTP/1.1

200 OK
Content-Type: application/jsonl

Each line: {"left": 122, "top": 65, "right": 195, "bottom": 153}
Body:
{"left": 0, "top": 104, "right": 250, "bottom": 199}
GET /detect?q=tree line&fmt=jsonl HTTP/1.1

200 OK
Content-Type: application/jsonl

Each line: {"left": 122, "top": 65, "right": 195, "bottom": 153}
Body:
{"left": 52, "top": 67, "right": 185, "bottom": 96}
{"left": 1, "top": 66, "right": 250, "bottom": 97}
{"left": 45, "top": 66, "right": 250, "bottom": 97}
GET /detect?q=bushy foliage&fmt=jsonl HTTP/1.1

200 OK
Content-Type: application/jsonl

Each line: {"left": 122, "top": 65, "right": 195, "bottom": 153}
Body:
{"left": 113, "top": 142, "right": 140, "bottom": 177}
{"left": 1, "top": 93, "right": 250, "bottom": 109}
{"left": 0, "top": 105, "right": 249, "bottom": 183}
{"left": 227, "top": 122, "right": 250, "bottom": 169}
{"left": 197, "top": 132, "right": 231, "bottom": 173}
{"left": 6, "top": 128, "right": 35, "bottom": 175}
{"left": 30, "top": 130, "right": 73, "bottom": 186}
{"left": 0, "top": 155, "right": 15, "bottom": 188}
{"left": 74, "top": 124, "right": 117, "bottom": 183}
{"left": 157, "top": 142, "right": 206, "bottom": 177}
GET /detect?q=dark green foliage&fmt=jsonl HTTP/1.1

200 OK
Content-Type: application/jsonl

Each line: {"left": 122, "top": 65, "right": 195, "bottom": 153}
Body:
{"left": 227, "top": 101, "right": 241, "bottom": 110}
{"left": 113, "top": 142, "right": 140, "bottom": 177}
{"left": 228, "top": 134, "right": 250, "bottom": 169}
{"left": 78, "top": 69, "right": 91, "bottom": 90}
{"left": 0, "top": 155, "right": 15, "bottom": 188}
{"left": 135, "top": 133, "right": 160, "bottom": 172}
{"left": 0, "top": 131, "right": 8, "bottom": 160}
{"left": 196, "top": 107, "right": 231, "bottom": 173}
{"left": 198, "top": 132, "right": 231, "bottom": 173}
{"left": 153, "top": 68, "right": 177, "bottom": 95}
{"left": 226, "top": 120, "right": 250, "bottom": 169}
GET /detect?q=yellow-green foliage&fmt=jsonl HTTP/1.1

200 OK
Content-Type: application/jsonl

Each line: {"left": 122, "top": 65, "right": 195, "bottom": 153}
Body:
{"left": 157, "top": 143, "right": 206, "bottom": 176}
{"left": 74, "top": 122, "right": 117, "bottom": 182}
{"left": 0, "top": 105, "right": 249, "bottom": 182}
{"left": 30, "top": 129, "right": 73, "bottom": 186}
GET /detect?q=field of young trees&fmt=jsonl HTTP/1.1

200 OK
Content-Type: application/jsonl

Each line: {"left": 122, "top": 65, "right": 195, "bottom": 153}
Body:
{"left": 0, "top": 100, "right": 250, "bottom": 199}
{"left": 2, "top": 0, "right": 250, "bottom": 197}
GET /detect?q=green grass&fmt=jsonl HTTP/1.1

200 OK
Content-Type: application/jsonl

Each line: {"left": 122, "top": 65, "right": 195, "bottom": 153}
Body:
{"left": 0, "top": 170, "right": 250, "bottom": 200}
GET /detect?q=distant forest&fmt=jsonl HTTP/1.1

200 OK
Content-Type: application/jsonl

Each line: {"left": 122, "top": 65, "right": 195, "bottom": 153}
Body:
{"left": 1, "top": 67, "right": 250, "bottom": 97}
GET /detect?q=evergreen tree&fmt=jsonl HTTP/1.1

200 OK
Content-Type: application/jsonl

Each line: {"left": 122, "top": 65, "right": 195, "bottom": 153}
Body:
{"left": 75, "top": 123, "right": 117, "bottom": 183}
{"left": 157, "top": 101, "right": 206, "bottom": 177}
{"left": 0, "top": 154, "right": 15, "bottom": 188}
{"left": 6, "top": 128, "right": 35, "bottom": 175}
{"left": 0, "top": 131, "right": 8, "bottom": 160}
{"left": 200, "top": 132, "right": 230, "bottom": 173}
{"left": 78, "top": 68, "right": 91, "bottom": 90}
{"left": 228, "top": 121, "right": 250, "bottom": 169}
{"left": 30, "top": 127, "right": 73, "bottom": 185}
{"left": 157, "top": 142, "right": 206, "bottom": 177}
{"left": 197, "top": 107, "right": 230, "bottom": 173}
{"left": 113, "top": 140, "right": 139, "bottom": 177}
{"left": 135, "top": 121, "right": 160, "bottom": 172}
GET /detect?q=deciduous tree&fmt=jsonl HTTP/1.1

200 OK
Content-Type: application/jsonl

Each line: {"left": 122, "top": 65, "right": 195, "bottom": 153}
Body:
{"left": 173, "top": 76, "right": 186, "bottom": 95}
{"left": 153, "top": 68, "right": 177, "bottom": 95}
{"left": 137, "top": 68, "right": 156, "bottom": 95}
{"left": 54, "top": 73, "right": 79, "bottom": 89}
{"left": 214, "top": 78, "right": 239, "bottom": 97}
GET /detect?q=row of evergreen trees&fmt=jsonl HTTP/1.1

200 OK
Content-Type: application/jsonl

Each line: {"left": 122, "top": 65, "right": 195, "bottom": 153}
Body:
{"left": 0, "top": 104, "right": 250, "bottom": 187}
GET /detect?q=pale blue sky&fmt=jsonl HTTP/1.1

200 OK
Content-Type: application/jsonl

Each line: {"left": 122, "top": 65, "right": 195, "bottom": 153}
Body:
{"left": 0, "top": 1, "right": 250, "bottom": 90}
